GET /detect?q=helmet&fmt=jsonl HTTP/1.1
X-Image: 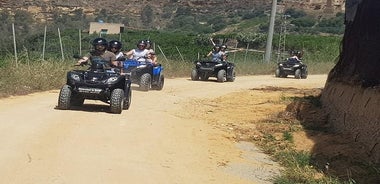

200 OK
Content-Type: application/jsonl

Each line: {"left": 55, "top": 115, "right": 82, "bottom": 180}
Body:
{"left": 92, "top": 38, "right": 108, "bottom": 47}
{"left": 291, "top": 50, "right": 302, "bottom": 58}
{"left": 145, "top": 40, "right": 152, "bottom": 45}
{"left": 221, "top": 44, "right": 227, "bottom": 49}
{"left": 213, "top": 45, "right": 220, "bottom": 51}
{"left": 109, "top": 40, "right": 122, "bottom": 50}
{"left": 296, "top": 51, "right": 303, "bottom": 58}
{"left": 137, "top": 40, "right": 146, "bottom": 48}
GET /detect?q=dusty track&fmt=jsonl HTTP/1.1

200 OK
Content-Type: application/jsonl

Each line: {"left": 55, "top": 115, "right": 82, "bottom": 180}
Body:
{"left": 0, "top": 75, "right": 327, "bottom": 184}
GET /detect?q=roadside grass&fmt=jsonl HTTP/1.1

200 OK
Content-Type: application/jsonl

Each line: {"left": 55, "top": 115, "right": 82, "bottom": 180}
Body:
{"left": 0, "top": 59, "right": 73, "bottom": 98}
{"left": 254, "top": 107, "right": 344, "bottom": 183}
{"left": 0, "top": 56, "right": 335, "bottom": 98}
{"left": 252, "top": 92, "right": 380, "bottom": 184}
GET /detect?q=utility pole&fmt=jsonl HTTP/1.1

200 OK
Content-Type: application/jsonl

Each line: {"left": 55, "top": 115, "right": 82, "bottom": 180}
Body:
{"left": 264, "top": 0, "right": 277, "bottom": 63}
{"left": 276, "top": 14, "right": 290, "bottom": 62}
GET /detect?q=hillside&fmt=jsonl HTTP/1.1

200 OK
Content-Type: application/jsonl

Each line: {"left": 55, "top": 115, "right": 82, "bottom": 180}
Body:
{"left": 0, "top": 0, "right": 270, "bottom": 29}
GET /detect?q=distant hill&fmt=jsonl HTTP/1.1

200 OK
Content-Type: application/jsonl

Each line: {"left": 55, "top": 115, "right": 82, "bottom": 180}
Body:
{"left": 0, "top": 0, "right": 271, "bottom": 29}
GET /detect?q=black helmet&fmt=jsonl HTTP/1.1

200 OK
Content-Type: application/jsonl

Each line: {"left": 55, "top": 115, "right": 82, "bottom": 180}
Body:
{"left": 109, "top": 40, "right": 122, "bottom": 50}
{"left": 145, "top": 40, "right": 152, "bottom": 45}
{"left": 92, "top": 38, "right": 108, "bottom": 47}
{"left": 291, "top": 50, "right": 302, "bottom": 56}
{"left": 213, "top": 45, "right": 220, "bottom": 51}
{"left": 137, "top": 40, "right": 146, "bottom": 48}
{"left": 296, "top": 51, "right": 303, "bottom": 58}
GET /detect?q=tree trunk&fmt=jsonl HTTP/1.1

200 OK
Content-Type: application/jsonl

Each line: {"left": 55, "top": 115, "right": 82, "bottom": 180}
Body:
{"left": 321, "top": 0, "right": 380, "bottom": 163}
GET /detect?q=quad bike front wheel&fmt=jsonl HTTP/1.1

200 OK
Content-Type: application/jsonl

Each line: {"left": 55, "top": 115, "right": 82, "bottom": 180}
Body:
{"left": 217, "top": 69, "right": 226, "bottom": 82}
{"left": 295, "top": 69, "right": 302, "bottom": 79}
{"left": 123, "top": 88, "right": 132, "bottom": 110}
{"left": 191, "top": 69, "right": 199, "bottom": 81}
{"left": 58, "top": 85, "right": 72, "bottom": 110}
{"left": 275, "top": 68, "right": 281, "bottom": 78}
{"left": 139, "top": 73, "right": 151, "bottom": 91}
{"left": 110, "top": 88, "right": 124, "bottom": 114}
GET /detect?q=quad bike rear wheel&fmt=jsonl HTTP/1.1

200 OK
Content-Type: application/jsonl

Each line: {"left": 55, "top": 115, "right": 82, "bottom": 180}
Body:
{"left": 152, "top": 74, "right": 164, "bottom": 90}
{"left": 227, "top": 69, "right": 236, "bottom": 82}
{"left": 301, "top": 67, "right": 308, "bottom": 79}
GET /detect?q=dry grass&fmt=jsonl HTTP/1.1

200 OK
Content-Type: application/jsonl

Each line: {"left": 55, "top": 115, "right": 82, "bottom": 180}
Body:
{"left": 0, "top": 57, "right": 335, "bottom": 97}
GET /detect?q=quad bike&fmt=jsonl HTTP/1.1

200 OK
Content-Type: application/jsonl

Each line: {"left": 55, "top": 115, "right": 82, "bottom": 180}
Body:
{"left": 191, "top": 59, "right": 236, "bottom": 82}
{"left": 57, "top": 57, "right": 132, "bottom": 114}
{"left": 123, "top": 58, "right": 164, "bottom": 91}
{"left": 275, "top": 58, "right": 308, "bottom": 79}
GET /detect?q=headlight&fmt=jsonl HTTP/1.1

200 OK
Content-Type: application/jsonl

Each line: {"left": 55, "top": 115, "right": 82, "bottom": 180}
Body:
{"left": 196, "top": 62, "right": 201, "bottom": 66}
{"left": 137, "top": 65, "right": 147, "bottom": 68}
{"left": 215, "top": 63, "right": 223, "bottom": 67}
{"left": 106, "top": 77, "right": 119, "bottom": 84}
{"left": 279, "top": 64, "right": 283, "bottom": 66}
{"left": 70, "top": 74, "right": 80, "bottom": 81}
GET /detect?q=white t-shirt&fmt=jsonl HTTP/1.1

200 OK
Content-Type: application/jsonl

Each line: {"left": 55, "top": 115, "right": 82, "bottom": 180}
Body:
{"left": 132, "top": 49, "right": 149, "bottom": 61}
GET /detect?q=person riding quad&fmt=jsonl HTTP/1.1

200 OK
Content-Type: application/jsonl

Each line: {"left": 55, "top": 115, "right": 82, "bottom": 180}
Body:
{"left": 220, "top": 44, "right": 228, "bottom": 55}
{"left": 145, "top": 40, "right": 154, "bottom": 52}
{"left": 108, "top": 40, "right": 125, "bottom": 61}
{"left": 145, "top": 40, "right": 158, "bottom": 65}
{"left": 76, "top": 38, "right": 118, "bottom": 68}
{"left": 221, "top": 53, "right": 229, "bottom": 62}
{"left": 287, "top": 50, "right": 302, "bottom": 63}
{"left": 206, "top": 45, "right": 223, "bottom": 62}
{"left": 125, "top": 40, "right": 149, "bottom": 62}
{"left": 146, "top": 51, "right": 158, "bottom": 66}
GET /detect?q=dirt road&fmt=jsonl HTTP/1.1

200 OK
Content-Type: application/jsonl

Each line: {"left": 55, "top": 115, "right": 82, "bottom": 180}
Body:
{"left": 0, "top": 75, "right": 327, "bottom": 184}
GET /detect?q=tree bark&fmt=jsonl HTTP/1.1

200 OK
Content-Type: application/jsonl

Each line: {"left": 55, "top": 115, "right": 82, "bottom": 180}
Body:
{"left": 321, "top": 0, "right": 380, "bottom": 163}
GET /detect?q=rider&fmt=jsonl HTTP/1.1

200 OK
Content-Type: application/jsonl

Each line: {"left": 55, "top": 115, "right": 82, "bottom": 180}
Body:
{"left": 206, "top": 45, "right": 223, "bottom": 62}
{"left": 146, "top": 51, "right": 158, "bottom": 66}
{"left": 108, "top": 40, "right": 125, "bottom": 61}
{"left": 145, "top": 39, "right": 158, "bottom": 65}
{"left": 220, "top": 44, "right": 228, "bottom": 55}
{"left": 124, "top": 40, "right": 149, "bottom": 62}
{"left": 76, "top": 37, "right": 117, "bottom": 68}
{"left": 288, "top": 50, "right": 302, "bottom": 63}
{"left": 221, "top": 53, "right": 228, "bottom": 62}
{"left": 145, "top": 40, "right": 154, "bottom": 53}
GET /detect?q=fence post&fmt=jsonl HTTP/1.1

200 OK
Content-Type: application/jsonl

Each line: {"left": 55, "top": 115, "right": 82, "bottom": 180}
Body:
{"left": 244, "top": 43, "right": 249, "bottom": 63}
{"left": 42, "top": 25, "right": 47, "bottom": 61}
{"left": 58, "top": 28, "right": 64, "bottom": 61}
{"left": 12, "top": 23, "right": 18, "bottom": 67}
{"left": 175, "top": 46, "right": 185, "bottom": 62}
{"left": 157, "top": 45, "right": 169, "bottom": 63}
{"left": 79, "top": 29, "right": 82, "bottom": 56}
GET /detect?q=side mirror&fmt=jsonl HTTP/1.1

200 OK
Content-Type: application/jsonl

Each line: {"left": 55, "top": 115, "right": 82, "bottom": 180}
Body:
{"left": 73, "top": 54, "right": 82, "bottom": 59}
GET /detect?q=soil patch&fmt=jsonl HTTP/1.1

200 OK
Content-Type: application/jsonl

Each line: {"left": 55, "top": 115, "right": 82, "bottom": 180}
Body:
{"left": 184, "top": 86, "right": 379, "bottom": 183}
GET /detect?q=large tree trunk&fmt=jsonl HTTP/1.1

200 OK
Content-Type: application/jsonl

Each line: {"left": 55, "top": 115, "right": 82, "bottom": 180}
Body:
{"left": 321, "top": 0, "right": 380, "bottom": 163}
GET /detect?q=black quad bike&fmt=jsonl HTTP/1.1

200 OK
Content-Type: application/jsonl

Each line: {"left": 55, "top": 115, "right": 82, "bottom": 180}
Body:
{"left": 57, "top": 58, "right": 132, "bottom": 114}
{"left": 123, "top": 58, "right": 164, "bottom": 91}
{"left": 191, "top": 59, "right": 236, "bottom": 82}
{"left": 275, "top": 58, "right": 308, "bottom": 79}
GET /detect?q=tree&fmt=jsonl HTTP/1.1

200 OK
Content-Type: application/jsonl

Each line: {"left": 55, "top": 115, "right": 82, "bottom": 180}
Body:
{"left": 141, "top": 5, "right": 154, "bottom": 27}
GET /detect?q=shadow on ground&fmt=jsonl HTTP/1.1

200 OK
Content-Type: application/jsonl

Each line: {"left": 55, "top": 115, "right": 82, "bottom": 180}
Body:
{"left": 276, "top": 88, "right": 380, "bottom": 183}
